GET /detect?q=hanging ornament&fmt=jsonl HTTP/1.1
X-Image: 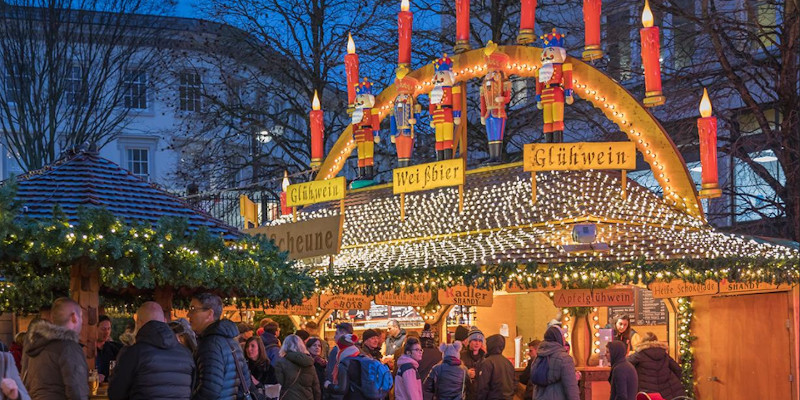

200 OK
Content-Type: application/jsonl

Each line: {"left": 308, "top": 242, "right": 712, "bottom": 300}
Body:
{"left": 455, "top": 0, "right": 470, "bottom": 52}
{"left": 639, "top": 0, "right": 665, "bottom": 107}
{"left": 697, "top": 88, "right": 721, "bottom": 199}
{"left": 517, "top": 0, "right": 538, "bottom": 45}
{"left": 582, "top": 0, "right": 603, "bottom": 61}
{"left": 309, "top": 91, "right": 324, "bottom": 169}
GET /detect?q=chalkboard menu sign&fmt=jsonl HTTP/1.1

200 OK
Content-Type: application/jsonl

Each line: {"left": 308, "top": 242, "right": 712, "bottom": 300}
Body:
{"left": 608, "top": 287, "right": 668, "bottom": 326}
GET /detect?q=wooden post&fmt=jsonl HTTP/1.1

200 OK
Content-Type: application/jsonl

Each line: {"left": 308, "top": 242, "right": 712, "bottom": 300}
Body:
{"left": 621, "top": 170, "right": 627, "bottom": 200}
{"left": 154, "top": 285, "right": 174, "bottom": 321}
{"left": 531, "top": 172, "right": 537, "bottom": 203}
{"left": 460, "top": 82, "right": 468, "bottom": 159}
{"left": 400, "top": 193, "right": 406, "bottom": 221}
{"left": 458, "top": 185, "right": 464, "bottom": 213}
{"left": 571, "top": 314, "right": 591, "bottom": 367}
{"left": 70, "top": 259, "right": 99, "bottom": 367}
{"left": 292, "top": 207, "right": 297, "bottom": 222}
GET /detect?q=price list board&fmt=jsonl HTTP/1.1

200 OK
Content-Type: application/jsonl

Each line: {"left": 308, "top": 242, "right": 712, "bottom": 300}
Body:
{"left": 608, "top": 287, "right": 668, "bottom": 326}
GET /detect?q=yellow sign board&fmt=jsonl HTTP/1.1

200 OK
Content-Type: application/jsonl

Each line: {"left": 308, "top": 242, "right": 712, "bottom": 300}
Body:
{"left": 244, "top": 216, "right": 341, "bottom": 260}
{"left": 438, "top": 286, "right": 493, "bottom": 307}
{"left": 319, "top": 294, "right": 371, "bottom": 310}
{"left": 263, "top": 296, "right": 320, "bottom": 316}
{"left": 552, "top": 289, "right": 635, "bottom": 307}
{"left": 523, "top": 142, "right": 636, "bottom": 172}
{"left": 718, "top": 279, "right": 794, "bottom": 295}
{"left": 374, "top": 291, "right": 432, "bottom": 307}
{"left": 648, "top": 280, "right": 719, "bottom": 298}
{"left": 286, "top": 176, "right": 346, "bottom": 207}
{"left": 393, "top": 158, "right": 465, "bottom": 194}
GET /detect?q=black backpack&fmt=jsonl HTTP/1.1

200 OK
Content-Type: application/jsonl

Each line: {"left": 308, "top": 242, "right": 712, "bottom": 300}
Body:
{"left": 530, "top": 355, "right": 550, "bottom": 386}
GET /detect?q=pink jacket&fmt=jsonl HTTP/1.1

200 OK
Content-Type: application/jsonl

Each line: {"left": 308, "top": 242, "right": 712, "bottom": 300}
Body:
{"left": 394, "top": 355, "right": 423, "bottom": 400}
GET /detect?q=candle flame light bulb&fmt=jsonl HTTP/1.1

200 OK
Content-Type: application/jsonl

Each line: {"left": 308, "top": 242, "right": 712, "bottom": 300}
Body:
{"left": 401, "top": 0, "right": 409, "bottom": 12}
{"left": 312, "top": 90, "right": 321, "bottom": 110}
{"left": 641, "top": 0, "right": 653, "bottom": 28}
{"left": 347, "top": 33, "right": 356, "bottom": 54}
{"left": 282, "top": 170, "right": 290, "bottom": 192}
{"left": 699, "top": 88, "right": 712, "bottom": 118}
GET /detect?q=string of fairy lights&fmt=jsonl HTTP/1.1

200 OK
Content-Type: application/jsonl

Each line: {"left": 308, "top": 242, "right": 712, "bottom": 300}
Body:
{"left": 676, "top": 297, "right": 695, "bottom": 394}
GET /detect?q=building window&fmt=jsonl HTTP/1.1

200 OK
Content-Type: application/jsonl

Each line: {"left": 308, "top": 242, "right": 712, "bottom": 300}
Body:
{"left": 179, "top": 71, "right": 202, "bottom": 112}
{"left": 4, "top": 64, "right": 30, "bottom": 104}
{"left": 123, "top": 69, "right": 148, "bottom": 109}
{"left": 126, "top": 148, "right": 150, "bottom": 180}
{"left": 65, "top": 64, "right": 86, "bottom": 106}
{"left": 748, "top": 1, "right": 778, "bottom": 49}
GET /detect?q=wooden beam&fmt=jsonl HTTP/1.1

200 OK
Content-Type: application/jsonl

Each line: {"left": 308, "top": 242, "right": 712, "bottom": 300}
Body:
{"left": 70, "top": 259, "right": 99, "bottom": 368}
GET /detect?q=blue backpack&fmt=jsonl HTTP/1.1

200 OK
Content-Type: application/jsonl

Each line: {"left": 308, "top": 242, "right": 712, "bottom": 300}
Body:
{"left": 352, "top": 356, "right": 393, "bottom": 399}
{"left": 530, "top": 355, "right": 551, "bottom": 386}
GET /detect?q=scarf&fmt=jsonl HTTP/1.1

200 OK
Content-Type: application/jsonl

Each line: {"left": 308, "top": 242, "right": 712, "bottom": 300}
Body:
{"left": 332, "top": 345, "right": 360, "bottom": 384}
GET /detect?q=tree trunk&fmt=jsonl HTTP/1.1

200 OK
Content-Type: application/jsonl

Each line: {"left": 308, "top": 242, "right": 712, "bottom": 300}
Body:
{"left": 154, "top": 285, "right": 175, "bottom": 322}
{"left": 69, "top": 259, "right": 99, "bottom": 368}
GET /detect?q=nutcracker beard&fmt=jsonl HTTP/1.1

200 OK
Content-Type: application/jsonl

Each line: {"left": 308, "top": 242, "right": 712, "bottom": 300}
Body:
{"left": 355, "top": 127, "right": 374, "bottom": 179}
{"left": 541, "top": 85, "right": 565, "bottom": 143}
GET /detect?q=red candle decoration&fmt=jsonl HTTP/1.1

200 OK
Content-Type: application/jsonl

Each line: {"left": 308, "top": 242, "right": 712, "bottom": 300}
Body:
{"left": 397, "top": 0, "right": 413, "bottom": 69}
{"left": 280, "top": 171, "right": 292, "bottom": 215}
{"left": 639, "top": 0, "right": 665, "bottom": 107}
{"left": 517, "top": 0, "right": 537, "bottom": 44}
{"left": 582, "top": 0, "right": 603, "bottom": 61}
{"left": 309, "top": 90, "right": 324, "bottom": 168}
{"left": 697, "top": 88, "right": 721, "bottom": 199}
{"left": 344, "top": 33, "right": 360, "bottom": 105}
{"left": 455, "top": 0, "right": 470, "bottom": 52}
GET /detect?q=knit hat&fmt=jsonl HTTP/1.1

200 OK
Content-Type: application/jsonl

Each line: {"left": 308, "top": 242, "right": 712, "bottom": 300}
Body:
{"left": 337, "top": 333, "right": 358, "bottom": 347}
{"left": 421, "top": 323, "right": 434, "bottom": 339}
{"left": 454, "top": 325, "right": 470, "bottom": 342}
{"left": 295, "top": 329, "right": 310, "bottom": 341}
{"left": 439, "top": 341, "right": 462, "bottom": 359}
{"left": 467, "top": 326, "right": 484, "bottom": 343}
{"left": 362, "top": 329, "right": 380, "bottom": 343}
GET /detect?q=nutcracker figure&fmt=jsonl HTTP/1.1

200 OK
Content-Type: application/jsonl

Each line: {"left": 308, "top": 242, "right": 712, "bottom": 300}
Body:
{"left": 391, "top": 69, "right": 420, "bottom": 167}
{"left": 535, "top": 28, "right": 574, "bottom": 143}
{"left": 480, "top": 42, "right": 511, "bottom": 162}
{"left": 429, "top": 54, "right": 462, "bottom": 161}
{"left": 352, "top": 78, "right": 381, "bottom": 179}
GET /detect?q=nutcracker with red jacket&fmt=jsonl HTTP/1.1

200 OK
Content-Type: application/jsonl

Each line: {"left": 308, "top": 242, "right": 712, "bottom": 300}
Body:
{"left": 535, "top": 28, "right": 574, "bottom": 143}
{"left": 352, "top": 78, "right": 381, "bottom": 179}
{"left": 480, "top": 42, "right": 511, "bottom": 162}
{"left": 429, "top": 54, "right": 462, "bottom": 161}
{"left": 391, "top": 70, "right": 420, "bottom": 167}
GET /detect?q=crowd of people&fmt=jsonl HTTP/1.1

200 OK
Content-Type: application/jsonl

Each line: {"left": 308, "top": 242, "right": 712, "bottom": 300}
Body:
{"left": 0, "top": 300, "right": 688, "bottom": 400}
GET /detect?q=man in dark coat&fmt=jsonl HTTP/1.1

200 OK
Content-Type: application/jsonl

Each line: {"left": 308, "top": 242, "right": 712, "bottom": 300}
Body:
{"left": 475, "top": 334, "right": 514, "bottom": 400}
{"left": 607, "top": 341, "right": 638, "bottom": 400}
{"left": 109, "top": 302, "right": 195, "bottom": 400}
{"left": 627, "top": 334, "right": 686, "bottom": 399}
{"left": 22, "top": 297, "right": 89, "bottom": 400}
{"left": 325, "top": 323, "right": 354, "bottom": 400}
{"left": 418, "top": 324, "right": 442, "bottom": 400}
{"left": 96, "top": 315, "right": 123, "bottom": 382}
{"left": 190, "top": 293, "right": 251, "bottom": 400}
{"left": 384, "top": 320, "right": 407, "bottom": 359}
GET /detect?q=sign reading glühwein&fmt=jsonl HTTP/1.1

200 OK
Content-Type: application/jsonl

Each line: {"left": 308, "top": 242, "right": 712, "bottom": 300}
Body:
{"left": 523, "top": 142, "right": 636, "bottom": 172}
{"left": 393, "top": 158, "right": 465, "bottom": 194}
{"left": 438, "top": 286, "right": 493, "bottom": 307}
{"left": 286, "top": 176, "right": 346, "bottom": 207}
{"left": 244, "top": 216, "right": 341, "bottom": 259}
{"left": 553, "top": 289, "right": 635, "bottom": 307}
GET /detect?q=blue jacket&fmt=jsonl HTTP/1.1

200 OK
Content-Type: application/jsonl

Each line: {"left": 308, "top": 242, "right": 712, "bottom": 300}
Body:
{"left": 261, "top": 331, "right": 282, "bottom": 364}
{"left": 193, "top": 319, "right": 251, "bottom": 400}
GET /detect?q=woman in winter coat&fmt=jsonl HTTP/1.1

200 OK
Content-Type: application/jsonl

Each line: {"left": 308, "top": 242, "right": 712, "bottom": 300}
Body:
{"left": 531, "top": 326, "right": 579, "bottom": 400}
{"left": 423, "top": 342, "right": 467, "bottom": 400}
{"left": 395, "top": 337, "right": 424, "bottom": 400}
{"left": 245, "top": 336, "right": 276, "bottom": 388}
{"left": 274, "top": 335, "right": 321, "bottom": 400}
{"left": 306, "top": 337, "right": 328, "bottom": 396}
{"left": 626, "top": 333, "right": 686, "bottom": 399}
{"left": 607, "top": 341, "right": 638, "bottom": 400}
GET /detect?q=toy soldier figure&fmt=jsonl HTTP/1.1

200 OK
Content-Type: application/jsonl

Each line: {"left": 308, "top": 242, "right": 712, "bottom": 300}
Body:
{"left": 535, "top": 28, "right": 574, "bottom": 143}
{"left": 352, "top": 78, "right": 381, "bottom": 179}
{"left": 429, "top": 54, "right": 462, "bottom": 161}
{"left": 480, "top": 42, "right": 511, "bottom": 163}
{"left": 391, "top": 69, "right": 420, "bottom": 167}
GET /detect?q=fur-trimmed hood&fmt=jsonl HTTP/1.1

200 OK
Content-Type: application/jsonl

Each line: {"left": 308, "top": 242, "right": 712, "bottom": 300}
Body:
{"left": 25, "top": 321, "right": 80, "bottom": 358}
{"left": 634, "top": 341, "right": 668, "bottom": 353}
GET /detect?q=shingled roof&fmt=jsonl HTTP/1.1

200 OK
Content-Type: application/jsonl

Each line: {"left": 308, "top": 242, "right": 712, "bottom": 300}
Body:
{"left": 10, "top": 150, "right": 241, "bottom": 239}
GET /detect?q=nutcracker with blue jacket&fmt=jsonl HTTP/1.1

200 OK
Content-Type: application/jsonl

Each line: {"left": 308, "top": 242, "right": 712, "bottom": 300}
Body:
{"left": 391, "top": 70, "right": 420, "bottom": 167}
{"left": 535, "top": 28, "right": 574, "bottom": 143}
{"left": 352, "top": 78, "right": 381, "bottom": 179}
{"left": 480, "top": 42, "right": 511, "bottom": 162}
{"left": 429, "top": 54, "right": 462, "bottom": 161}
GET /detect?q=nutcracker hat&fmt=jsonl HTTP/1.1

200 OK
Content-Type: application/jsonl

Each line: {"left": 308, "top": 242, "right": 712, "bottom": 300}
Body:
{"left": 355, "top": 79, "right": 374, "bottom": 96}
{"left": 434, "top": 54, "right": 453, "bottom": 73}
{"left": 484, "top": 41, "right": 510, "bottom": 71}
{"left": 540, "top": 28, "right": 566, "bottom": 48}
{"left": 394, "top": 75, "right": 418, "bottom": 95}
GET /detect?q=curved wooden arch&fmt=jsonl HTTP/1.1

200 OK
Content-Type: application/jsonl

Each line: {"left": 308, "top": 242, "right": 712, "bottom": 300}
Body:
{"left": 315, "top": 45, "right": 703, "bottom": 219}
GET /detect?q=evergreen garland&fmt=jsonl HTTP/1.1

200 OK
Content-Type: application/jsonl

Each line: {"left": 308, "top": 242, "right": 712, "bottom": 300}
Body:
{"left": 676, "top": 297, "right": 695, "bottom": 396}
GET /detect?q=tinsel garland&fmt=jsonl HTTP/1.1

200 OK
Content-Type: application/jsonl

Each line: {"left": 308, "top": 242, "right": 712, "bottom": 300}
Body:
{"left": 676, "top": 297, "right": 695, "bottom": 396}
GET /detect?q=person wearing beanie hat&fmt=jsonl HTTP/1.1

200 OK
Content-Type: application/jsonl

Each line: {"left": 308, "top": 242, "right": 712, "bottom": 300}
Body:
{"left": 417, "top": 324, "right": 442, "bottom": 400}
{"left": 360, "top": 329, "right": 383, "bottom": 360}
{"left": 460, "top": 327, "right": 486, "bottom": 400}
{"left": 326, "top": 333, "right": 368, "bottom": 400}
{"left": 454, "top": 325, "right": 470, "bottom": 344}
{"left": 424, "top": 342, "right": 467, "bottom": 400}
{"left": 325, "top": 323, "right": 354, "bottom": 400}
{"left": 475, "top": 334, "right": 515, "bottom": 400}
{"left": 531, "top": 326, "right": 579, "bottom": 400}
